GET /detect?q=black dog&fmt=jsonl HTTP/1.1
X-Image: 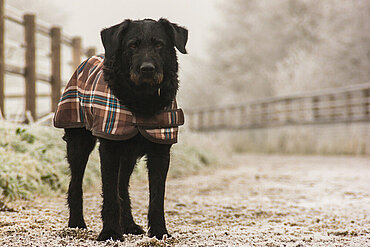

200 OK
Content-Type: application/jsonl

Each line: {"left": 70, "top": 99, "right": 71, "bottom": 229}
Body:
{"left": 61, "top": 19, "right": 187, "bottom": 241}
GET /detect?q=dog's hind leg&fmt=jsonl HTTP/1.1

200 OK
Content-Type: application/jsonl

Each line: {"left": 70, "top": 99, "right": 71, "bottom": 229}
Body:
{"left": 146, "top": 144, "right": 172, "bottom": 239}
{"left": 119, "top": 156, "right": 145, "bottom": 235}
{"left": 97, "top": 139, "right": 123, "bottom": 241}
{"left": 64, "top": 128, "right": 96, "bottom": 229}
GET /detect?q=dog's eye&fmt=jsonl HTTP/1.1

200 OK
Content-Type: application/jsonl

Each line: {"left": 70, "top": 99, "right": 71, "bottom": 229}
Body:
{"left": 129, "top": 44, "right": 137, "bottom": 50}
{"left": 155, "top": 43, "right": 163, "bottom": 49}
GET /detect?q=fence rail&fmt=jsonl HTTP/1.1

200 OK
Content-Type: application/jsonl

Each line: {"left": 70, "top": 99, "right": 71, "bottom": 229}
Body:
{"left": 186, "top": 83, "right": 370, "bottom": 131}
{"left": 0, "top": 0, "right": 96, "bottom": 121}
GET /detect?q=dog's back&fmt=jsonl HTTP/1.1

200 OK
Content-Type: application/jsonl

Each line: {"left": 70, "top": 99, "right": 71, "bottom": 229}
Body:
{"left": 54, "top": 55, "right": 184, "bottom": 144}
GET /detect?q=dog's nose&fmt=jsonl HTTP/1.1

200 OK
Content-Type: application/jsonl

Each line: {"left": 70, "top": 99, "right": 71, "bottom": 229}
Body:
{"left": 140, "top": 62, "right": 155, "bottom": 73}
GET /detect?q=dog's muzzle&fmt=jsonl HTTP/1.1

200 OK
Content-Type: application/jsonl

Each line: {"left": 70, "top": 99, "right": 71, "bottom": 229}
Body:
{"left": 130, "top": 62, "right": 163, "bottom": 86}
{"left": 140, "top": 62, "right": 155, "bottom": 75}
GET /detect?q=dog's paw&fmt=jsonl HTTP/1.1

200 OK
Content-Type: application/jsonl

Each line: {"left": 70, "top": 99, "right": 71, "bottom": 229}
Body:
{"left": 97, "top": 230, "right": 123, "bottom": 241}
{"left": 122, "top": 224, "right": 145, "bottom": 235}
{"left": 148, "top": 227, "right": 171, "bottom": 239}
{"left": 68, "top": 220, "right": 87, "bottom": 229}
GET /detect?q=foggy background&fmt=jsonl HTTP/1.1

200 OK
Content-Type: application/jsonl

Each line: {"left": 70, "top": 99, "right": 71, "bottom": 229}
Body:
{"left": 1, "top": 2, "right": 370, "bottom": 245}
{"left": 5, "top": 0, "right": 370, "bottom": 112}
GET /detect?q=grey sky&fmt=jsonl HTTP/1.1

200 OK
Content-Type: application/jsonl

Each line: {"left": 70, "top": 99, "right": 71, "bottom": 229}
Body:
{"left": 45, "top": 0, "right": 220, "bottom": 58}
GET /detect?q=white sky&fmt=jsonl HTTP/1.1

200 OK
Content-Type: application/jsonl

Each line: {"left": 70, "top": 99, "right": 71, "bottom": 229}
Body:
{"left": 9, "top": 0, "right": 222, "bottom": 58}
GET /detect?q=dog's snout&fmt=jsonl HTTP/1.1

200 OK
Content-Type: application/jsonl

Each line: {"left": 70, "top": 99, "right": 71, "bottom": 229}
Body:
{"left": 140, "top": 62, "right": 155, "bottom": 73}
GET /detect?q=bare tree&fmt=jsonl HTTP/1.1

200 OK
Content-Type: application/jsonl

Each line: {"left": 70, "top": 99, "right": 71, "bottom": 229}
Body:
{"left": 271, "top": 0, "right": 370, "bottom": 95}
{"left": 206, "top": 0, "right": 370, "bottom": 103}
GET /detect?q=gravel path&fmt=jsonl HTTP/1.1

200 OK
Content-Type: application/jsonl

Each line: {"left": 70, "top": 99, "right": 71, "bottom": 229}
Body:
{"left": 1, "top": 154, "right": 369, "bottom": 246}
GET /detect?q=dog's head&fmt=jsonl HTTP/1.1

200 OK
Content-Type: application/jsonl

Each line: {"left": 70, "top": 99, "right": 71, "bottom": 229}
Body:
{"left": 101, "top": 18, "right": 188, "bottom": 93}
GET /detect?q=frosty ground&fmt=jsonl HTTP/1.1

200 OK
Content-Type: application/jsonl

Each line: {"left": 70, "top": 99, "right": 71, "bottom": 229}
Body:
{"left": 1, "top": 154, "right": 369, "bottom": 246}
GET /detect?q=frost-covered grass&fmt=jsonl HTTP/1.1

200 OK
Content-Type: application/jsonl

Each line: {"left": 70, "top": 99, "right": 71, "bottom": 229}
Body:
{"left": 0, "top": 121, "right": 229, "bottom": 200}
{"left": 0, "top": 121, "right": 99, "bottom": 200}
{"left": 217, "top": 123, "right": 370, "bottom": 156}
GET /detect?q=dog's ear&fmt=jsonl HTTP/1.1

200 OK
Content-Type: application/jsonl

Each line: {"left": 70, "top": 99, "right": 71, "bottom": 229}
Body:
{"left": 159, "top": 18, "right": 188, "bottom": 54}
{"left": 101, "top": 19, "right": 131, "bottom": 58}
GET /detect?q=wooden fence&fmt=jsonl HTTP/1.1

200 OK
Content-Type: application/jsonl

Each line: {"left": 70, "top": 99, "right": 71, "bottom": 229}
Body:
{"left": 186, "top": 83, "right": 370, "bottom": 131}
{"left": 0, "top": 0, "right": 96, "bottom": 121}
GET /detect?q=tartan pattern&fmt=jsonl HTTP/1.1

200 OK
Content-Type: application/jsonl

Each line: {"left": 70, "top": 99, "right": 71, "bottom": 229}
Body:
{"left": 53, "top": 55, "right": 184, "bottom": 144}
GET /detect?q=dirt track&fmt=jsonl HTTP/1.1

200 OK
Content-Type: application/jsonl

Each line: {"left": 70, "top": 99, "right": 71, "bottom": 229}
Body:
{"left": 1, "top": 154, "right": 369, "bottom": 246}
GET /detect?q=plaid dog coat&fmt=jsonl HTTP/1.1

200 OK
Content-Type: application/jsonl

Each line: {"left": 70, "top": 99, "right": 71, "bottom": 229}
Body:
{"left": 53, "top": 55, "right": 184, "bottom": 144}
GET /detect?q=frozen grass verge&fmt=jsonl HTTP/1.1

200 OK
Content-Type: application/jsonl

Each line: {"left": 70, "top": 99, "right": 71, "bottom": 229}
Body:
{"left": 215, "top": 123, "right": 370, "bottom": 156}
{"left": 0, "top": 121, "right": 230, "bottom": 200}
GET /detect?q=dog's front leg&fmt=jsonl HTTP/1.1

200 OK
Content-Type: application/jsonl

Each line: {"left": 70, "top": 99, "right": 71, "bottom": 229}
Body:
{"left": 97, "top": 139, "right": 123, "bottom": 241}
{"left": 64, "top": 128, "right": 96, "bottom": 229}
{"left": 119, "top": 156, "right": 145, "bottom": 235}
{"left": 147, "top": 144, "right": 171, "bottom": 239}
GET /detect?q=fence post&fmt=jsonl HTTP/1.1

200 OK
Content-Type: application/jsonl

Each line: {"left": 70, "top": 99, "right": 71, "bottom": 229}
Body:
{"left": 51, "top": 27, "right": 61, "bottom": 112}
{"left": 0, "top": 0, "right": 5, "bottom": 117}
{"left": 206, "top": 109, "right": 212, "bottom": 129}
{"left": 233, "top": 106, "right": 240, "bottom": 128}
{"left": 346, "top": 92, "right": 352, "bottom": 120}
{"left": 198, "top": 111, "right": 204, "bottom": 130}
{"left": 187, "top": 111, "right": 193, "bottom": 130}
{"left": 24, "top": 14, "right": 36, "bottom": 120}
{"left": 364, "top": 88, "right": 369, "bottom": 119}
{"left": 238, "top": 106, "right": 243, "bottom": 127}
{"left": 261, "top": 103, "right": 268, "bottom": 125}
{"left": 219, "top": 108, "right": 225, "bottom": 128}
{"left": 312, "top": 96, "right": 319, "bottom": 121}
{"left": 87, "top": 47, "right": 96, "bottom": 57}
{"left": 285, "top": 99, "right": 291, "bottom": 123}
{"left": 329, "top": 94, "right": 336, "bottom": 120}
{"left": 72, "top": 37, "right": 81, "bottom": 69}
{"left": 299, "top": 99, "right": 305, "bottom": 123}
{"left": 250, "top": 104, "right": 256, "bottom": 126}
{"left": 230, "top": 107, "right": 237, "bottom": 128}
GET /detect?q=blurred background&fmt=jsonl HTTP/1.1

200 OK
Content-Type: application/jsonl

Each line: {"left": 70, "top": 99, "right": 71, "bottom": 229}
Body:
{"left": 1, "top": 0, "right": 369, "bottom": 155}
{"left": 0, "top": 2, "right": 369, "bottom": 245}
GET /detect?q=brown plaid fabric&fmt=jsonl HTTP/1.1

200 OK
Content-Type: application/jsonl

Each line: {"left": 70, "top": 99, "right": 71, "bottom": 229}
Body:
{"left": 53, "top": 55, "right": 184, "bottom": 144}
